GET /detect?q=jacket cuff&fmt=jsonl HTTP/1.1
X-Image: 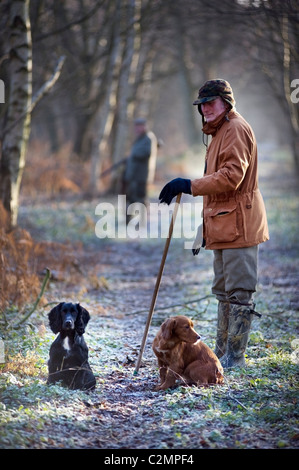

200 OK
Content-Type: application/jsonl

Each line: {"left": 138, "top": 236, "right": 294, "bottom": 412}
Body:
{"left": 191, "top": 179, "right": 202, "bottom": 196}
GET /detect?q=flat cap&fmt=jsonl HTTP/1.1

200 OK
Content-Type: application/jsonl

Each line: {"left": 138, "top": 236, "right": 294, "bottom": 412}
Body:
{"left": 193, "top": 79, "right": 235, "bottom": 109}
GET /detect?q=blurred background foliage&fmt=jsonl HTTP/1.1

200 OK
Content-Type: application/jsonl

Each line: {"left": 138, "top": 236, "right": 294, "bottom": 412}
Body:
{"left": 0, "top": 0, "right": 298, "bottom": 201}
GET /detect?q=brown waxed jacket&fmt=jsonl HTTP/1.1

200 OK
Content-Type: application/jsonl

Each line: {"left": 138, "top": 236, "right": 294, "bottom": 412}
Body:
{"left": 191, "top": 109, "right": 269, "bottom": 250}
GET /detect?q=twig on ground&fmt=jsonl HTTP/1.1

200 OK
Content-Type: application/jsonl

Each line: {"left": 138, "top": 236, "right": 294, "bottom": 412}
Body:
{"left": 130, "top": 294, "right": 214, "bottom": 316}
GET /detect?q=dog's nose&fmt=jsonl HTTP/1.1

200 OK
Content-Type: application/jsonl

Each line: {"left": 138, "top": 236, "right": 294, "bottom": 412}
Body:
{"left": 196, "top": 335, "right": 201, "bottom": 341}
{"left": 64, "top": 319, "right": 72, "bottom": 328}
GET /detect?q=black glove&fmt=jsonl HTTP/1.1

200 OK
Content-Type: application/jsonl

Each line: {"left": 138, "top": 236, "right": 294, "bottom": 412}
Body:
{"left": 159, "top": 178, "right": 191, "bottom": 205}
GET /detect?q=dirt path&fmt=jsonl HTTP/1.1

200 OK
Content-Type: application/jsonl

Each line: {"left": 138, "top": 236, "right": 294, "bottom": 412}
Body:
{"left": 1, "top": 151, "right": 299, "bottom": 449}
{"left": 28, "top": 227, "right": 297, "bottom": 449}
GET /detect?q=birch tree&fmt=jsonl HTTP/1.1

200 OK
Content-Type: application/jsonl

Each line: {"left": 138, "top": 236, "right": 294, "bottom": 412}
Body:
{"left": 0, "top": 0, "right": 32, "bottom": 228}
{"left": 0, "top": 0, "right": 65, "bottom": 227}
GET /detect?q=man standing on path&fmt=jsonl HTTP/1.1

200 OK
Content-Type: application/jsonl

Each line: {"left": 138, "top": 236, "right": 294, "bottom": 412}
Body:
{"left": 159, "top": 79, "right": 269, "bottom": 368}
{"left": 124, "top": 118, "right": 157, "bottom": 209}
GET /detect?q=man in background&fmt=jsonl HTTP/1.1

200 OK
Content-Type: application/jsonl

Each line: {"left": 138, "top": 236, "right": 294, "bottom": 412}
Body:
{"left": 124, "top": 118, "right": 157, "bottom": 208}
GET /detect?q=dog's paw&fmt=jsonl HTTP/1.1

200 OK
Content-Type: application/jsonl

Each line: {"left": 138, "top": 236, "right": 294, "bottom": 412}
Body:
{"left": 155, "top": 382, "right": 168, "bottom": 391}
{"left": 156, "top": 382, "right": 172, "bottom": 391}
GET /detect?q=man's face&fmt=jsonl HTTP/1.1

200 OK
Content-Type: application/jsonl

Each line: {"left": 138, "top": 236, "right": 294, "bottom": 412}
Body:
{"left": 201, "top": 97, "right": 227, "bottom": 123}
{"left": 134, "top": 123, "right": 146, "bottom": 137}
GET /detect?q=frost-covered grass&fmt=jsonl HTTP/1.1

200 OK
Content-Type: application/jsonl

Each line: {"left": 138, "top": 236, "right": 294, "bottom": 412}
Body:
{"left": 0, "top": 148, "right": 298, "bottom": 449}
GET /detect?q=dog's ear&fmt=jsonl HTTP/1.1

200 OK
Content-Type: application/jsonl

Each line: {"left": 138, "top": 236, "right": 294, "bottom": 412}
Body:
{"left": 75, "top": 303, "right": 90, "bottom": 335}
{"left": 48, "top": 302, "right": 64, "bottom": 334}
{"left": 161, "top": 318, "right": 177, "bottom": 341}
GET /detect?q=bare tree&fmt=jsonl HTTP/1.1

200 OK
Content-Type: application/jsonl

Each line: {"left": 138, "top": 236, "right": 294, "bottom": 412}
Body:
{"left": 0, "top": 0, "right": 32, "bottom": 228}
{"left": 197, "top": 0, "right": 299, "bottom": 171}
{"left": 0, "top": 0, "right": 65, "bottom": 228}
{"left": 89, "top": 0, "right": 122, "bottom": 194}
{"left": 108, "top": 0, "right": 139, "bottom": 192}
{"left": 259, "top": 0, "right": 299, "bottom": 171}
{"left": 4, "top": 0, "right": 296, "bottom": 214}
{"left": 231, "top": 0, "right": 299, "bottom": 171}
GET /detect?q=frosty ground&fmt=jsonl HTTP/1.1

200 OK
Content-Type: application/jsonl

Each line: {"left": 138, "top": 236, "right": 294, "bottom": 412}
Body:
{"left": 0, "top": 149, "right": 298, "bottom": 449}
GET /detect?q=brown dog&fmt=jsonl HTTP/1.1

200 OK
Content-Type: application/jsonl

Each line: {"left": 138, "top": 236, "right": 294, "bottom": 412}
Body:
{"left": 152, "top": 315, "right": 224, "bottom": 390}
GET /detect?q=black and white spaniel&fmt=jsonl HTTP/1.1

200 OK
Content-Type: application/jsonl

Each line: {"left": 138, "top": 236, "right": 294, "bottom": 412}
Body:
{"left": 47, "top": 302, "right": 96, "bottom": 390}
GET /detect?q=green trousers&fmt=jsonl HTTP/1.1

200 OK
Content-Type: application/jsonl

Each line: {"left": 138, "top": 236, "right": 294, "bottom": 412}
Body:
{"left": 212, "top": 246, "right": 258, "bottom": 305}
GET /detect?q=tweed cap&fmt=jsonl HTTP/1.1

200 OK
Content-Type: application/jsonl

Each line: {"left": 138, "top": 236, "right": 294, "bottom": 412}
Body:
{"left": 134, "top": 117, "right": 146, "bottom": 125}
{"left": 193, "top": 79, "right": 235, "bottom": 110}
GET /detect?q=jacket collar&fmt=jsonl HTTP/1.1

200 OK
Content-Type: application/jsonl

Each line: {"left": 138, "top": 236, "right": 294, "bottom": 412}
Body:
{"left": 202, "top": 109, "right": 234, "bottom": 136}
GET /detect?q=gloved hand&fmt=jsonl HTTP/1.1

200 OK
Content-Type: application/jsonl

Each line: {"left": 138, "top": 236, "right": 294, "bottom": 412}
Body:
{"left": 159, "top": 178, "right": 191, "bottom": 205}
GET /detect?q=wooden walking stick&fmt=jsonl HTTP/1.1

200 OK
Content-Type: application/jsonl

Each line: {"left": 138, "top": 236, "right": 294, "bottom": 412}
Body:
{"left": 134, "top": 193, "right": 182, "bottom": 375}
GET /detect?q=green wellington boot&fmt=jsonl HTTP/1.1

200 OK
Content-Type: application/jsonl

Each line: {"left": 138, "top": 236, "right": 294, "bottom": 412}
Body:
{"left": 214, "top": 301, "right": 230, "bottom": 359}
{"left": 220, "top": 303, "right": 260, "bottom": 368}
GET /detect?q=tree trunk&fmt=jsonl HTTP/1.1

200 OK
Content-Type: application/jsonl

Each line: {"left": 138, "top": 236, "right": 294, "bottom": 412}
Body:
{"left": 173, "top": 8, "right": 199, "bottom": 147}
{"left": 110, "top": 0, "right": 137, "bottom": 194}
{"left": 290, "top": 124, "right": 299, "bottom": 175}
{"left": 281, "top": 13, "right": 299, "bottom": 174}
{"left": 0, "top": 0, "right": 32, "bottom": 228}
{"left": 89, "top": 0, "right": 122, "bottom": 195}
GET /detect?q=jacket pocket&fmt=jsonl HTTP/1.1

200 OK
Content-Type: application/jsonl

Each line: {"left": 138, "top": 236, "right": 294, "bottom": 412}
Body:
{"left": 205, "top": 204, "right": 239, "bottom": 243}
